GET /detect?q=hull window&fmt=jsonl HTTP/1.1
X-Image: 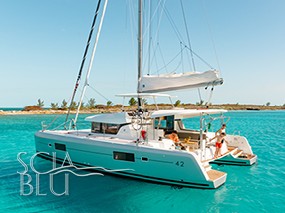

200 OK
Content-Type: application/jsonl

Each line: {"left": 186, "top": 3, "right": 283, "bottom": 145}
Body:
{"left": 55, "top": 143, "right": 66, "bottom": 151}
{"left": 113, "top": 151, "right": 135, "bottom": 162}
{"left": 141, "top": 157, "right": 148, "bottom": 161}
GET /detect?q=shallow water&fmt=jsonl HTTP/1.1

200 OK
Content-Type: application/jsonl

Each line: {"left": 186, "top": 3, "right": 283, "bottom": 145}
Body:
{"left": 1, "top": 111, "right": 285, "bottom": 212}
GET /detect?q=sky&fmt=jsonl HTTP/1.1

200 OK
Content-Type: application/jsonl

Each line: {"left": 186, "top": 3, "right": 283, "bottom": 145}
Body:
{"left": 0, "top": 0, "right": 285, "bottom": 107}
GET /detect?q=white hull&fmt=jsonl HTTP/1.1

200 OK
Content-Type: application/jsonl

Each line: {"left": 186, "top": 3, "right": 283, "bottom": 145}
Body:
{"left": 35, "top": 130, "right": 227, "bottom": 189}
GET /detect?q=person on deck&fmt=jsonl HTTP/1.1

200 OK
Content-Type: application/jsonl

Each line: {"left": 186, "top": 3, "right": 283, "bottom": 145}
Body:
{"left": 168, "top": 131, "right": 188, "bottom": 150}
{"left": 215, "top": 124, "right": 226, "bottom": 136}
{"left": 210, "top": 132, "right": 228, "bottom": 158}
{"left": 168, "top": 130, "right": 180, "bottom": 143}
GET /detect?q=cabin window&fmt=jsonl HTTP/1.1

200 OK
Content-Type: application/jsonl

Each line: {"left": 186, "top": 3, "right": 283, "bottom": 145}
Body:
{"left": 154, "top": 116, "right": 174, "bottom": 131}
{"left": 91, "top": 122, "right": 121, "bottom": 134}
{"left": 55, "top": 143, "right": 66, "bottom": 151}
{"left": 92, "top": 122, "right": 101, "bottom": 133}
{"left": 113, "top": 151, "right": 135, "bottom": 162}
{"left": 104, "top": 123, "right": 120, "bottom": 134}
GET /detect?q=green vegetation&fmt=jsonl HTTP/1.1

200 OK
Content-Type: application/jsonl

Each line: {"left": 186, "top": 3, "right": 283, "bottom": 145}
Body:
{"left": 80, "top": 102, "right": 85, "bottom": 109}
{"left": 107, "top": 101, "right": 113, "bottom": 107}
{"left": 37, "top": 99, "right": 44, "bottom": 108}
{"left": 87, "top": 98, "right": 96, "bottom": 109}
{"left": 70, "top": 101, "right": 77, "bottom": 110}
{"left": 18, "top": 98, "right": 285, "bottom": 114}
{"left": 174, "top": 100, "right": 181, "bottom": 107}
{"left": 50, "top": 103, "right": 59, "bottom": 110}
{"left": 61, "top": 99, "right": 68, "bottom": 109}
{"left": 196, "top": 100, "right": 204, "bottom": 106}
{"left": 129, "top": 97, "right": 137, "bottom": 106}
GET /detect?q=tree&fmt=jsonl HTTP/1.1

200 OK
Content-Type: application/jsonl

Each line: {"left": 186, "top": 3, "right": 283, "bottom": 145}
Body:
{"left": 107, "top": 101, "right": 113, "bottom": 107}
{"left": 87, "top": 98, "right": 96, "bottom": 109}
{"left": 174, "top": 100, "right": 181, "bottom": 107}
{"left": 50, "top": 103, "right": 59, "bottom": 110}
{"left": 79, "top": 102, "right": 85, "bottom": 109}
{"left": 70, "top": 101, "right": 77, "bottom": 110}
{"left": 61, "top": 99, "right": 68, "bottom": 109}
{"left": 266, "top": 102, "right": 270, "bottom": 106}
{"left": 196, "top": 100, "right": 204, "bottom": 106}
{"left": 37, "top": 99, "right": 44, "bottom": 108}
{"left": 129, "top": 97, "right": 137, "bottom": 106}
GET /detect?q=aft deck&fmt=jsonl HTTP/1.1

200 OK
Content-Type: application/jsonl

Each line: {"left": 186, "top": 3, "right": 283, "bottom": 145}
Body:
{"left": 207, "top": 169, "right": 226, "bottom": 181}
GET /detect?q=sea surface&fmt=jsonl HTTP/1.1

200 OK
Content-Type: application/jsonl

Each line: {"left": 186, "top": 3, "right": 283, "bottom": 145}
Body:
{"left": 0, "top": 108, "right": 23, "bottom": 111}
{"left": 1, "top": 111, "right": 285, "bottom": 213}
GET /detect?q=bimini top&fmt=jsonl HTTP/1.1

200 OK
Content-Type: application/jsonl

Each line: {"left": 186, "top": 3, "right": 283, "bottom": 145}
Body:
{"left": 150, "top": 109, "right": 227, "bottom": 119}
{"left": 85, "top": 112, "right": 131, "bottom": 125}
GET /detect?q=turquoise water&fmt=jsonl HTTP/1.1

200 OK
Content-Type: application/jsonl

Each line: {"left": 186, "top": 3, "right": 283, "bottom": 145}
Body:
{"left": 0, "top": 108, "right": 23, "bottom": 111}
{"left": 1, "top": 111, "right": 285, "bottom": 212}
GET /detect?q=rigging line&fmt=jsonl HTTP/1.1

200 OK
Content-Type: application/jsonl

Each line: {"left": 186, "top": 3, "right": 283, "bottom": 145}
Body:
{"left": 143, "top": 0, "right": 166, "bottom": 74}
{"left": 74, "top": 0, "right": 108, "bottom": 125}
{"left": 206, "top": 87, "right": 214, "bottom": 107}
{"left": 45, "top": 111, "right": 66, "bottom": 131}
{"left": 88, "top": 84, "right": 111, "bottom": 102}
{"left": 65, "top": 0, "right": 102, "bottom": 128}
{"left": 157, "top": 3, "right": 192, "bottom": 71}
{"left": 180, "top": 42, "right": 185, "bottom": 73}
{"left": 126, "top": 1, "right": 138, "bottom": 94}
{"left": 76, "top": 86, "right": 97, "bottom": 106}
{"left": 180, "top": 0, "right": 202, "bottom": 104}
{"left": 169, "top": 56, "right": 183, "bottom": 74}
{"left": 44, "top": 95, "right": 75, "bottom": 130}
{"left": 142, "top": 0, "right": 164, "bottom": 39}
{"left": 184, "top": 45, "right": 193, "bottom": 72}
{"left": 157, "top": 43, "right": 168, "bottom": 73}
{"left": 162, "top": 6, "right": 184, "bottom": 43}
{"left": 184, "top": 45, "right": 214, "bottom": 69}
{"left": 156, "top": 45, "right": 186, "bottom": 73}
{"left": 128, "top": 0, "right": 137, "bottom": 59}
{"left": 147, "top": 0, "right": 152, "bottom": 75}
{"left": 201, "top": 0, "right": 222, "bottom": 73}
{"left": 151, "top": 42, "right": 160, "bottom": 74}
{"left": 76, "top": 86, "right": 109, "bottom": 108}
{"left": 180, "top": 0, "right": 196, "bottom": 71}
{"left": 146, "top": 0, "right": 166, "bottom": 52}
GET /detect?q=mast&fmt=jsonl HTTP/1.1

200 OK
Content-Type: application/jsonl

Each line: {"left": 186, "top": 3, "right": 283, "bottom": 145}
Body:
{"left": 137, "top": 0, "right": 143, "bottom": 109}
{"left": 74, "top": 0, "right": 108, "bottom": 126}
{"left": 64, "top": 0, "right": 103, "bottom": 129}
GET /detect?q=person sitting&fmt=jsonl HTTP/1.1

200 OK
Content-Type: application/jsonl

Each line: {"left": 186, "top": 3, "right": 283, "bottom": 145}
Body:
{"left": 168, "top": 130, "right": 180, "bottom": 144}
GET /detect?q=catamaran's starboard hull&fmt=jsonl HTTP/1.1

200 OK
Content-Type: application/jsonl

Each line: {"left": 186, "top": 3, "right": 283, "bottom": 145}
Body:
{"left": 211, "top": 154, "right": 257, "bottom": 166}
{"left": 35, "top": 130, "right": 226, "bottom": 189}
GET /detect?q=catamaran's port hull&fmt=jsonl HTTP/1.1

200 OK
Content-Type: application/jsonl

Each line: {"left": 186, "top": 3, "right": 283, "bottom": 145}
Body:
{"left": 35, "top": 131, "right": 226, "bottom": 189}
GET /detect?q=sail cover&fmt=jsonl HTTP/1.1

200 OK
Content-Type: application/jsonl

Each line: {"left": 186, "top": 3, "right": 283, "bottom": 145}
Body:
{"left": 138, "top": 70, "right": 223, "bottom": 93}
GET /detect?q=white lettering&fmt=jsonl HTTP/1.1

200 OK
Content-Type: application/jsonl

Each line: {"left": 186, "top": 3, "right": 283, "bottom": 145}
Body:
{"left": 19, "top": 173, "right": 33, "bottom": 196}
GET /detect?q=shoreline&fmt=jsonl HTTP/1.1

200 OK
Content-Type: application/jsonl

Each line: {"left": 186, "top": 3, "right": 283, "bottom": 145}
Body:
{"left": 1, "top": 104, "right": 284, "bottom": 115}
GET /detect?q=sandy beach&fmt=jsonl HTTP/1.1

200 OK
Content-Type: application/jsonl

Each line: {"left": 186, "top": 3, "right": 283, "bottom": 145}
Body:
{"left": 1, "top": 104, "right": 284, "bottom": 116}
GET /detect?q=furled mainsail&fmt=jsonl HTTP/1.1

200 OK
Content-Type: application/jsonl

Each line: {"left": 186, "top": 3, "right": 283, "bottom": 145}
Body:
{"left": 138, "top": 70, "right": 223, "bottom": 93}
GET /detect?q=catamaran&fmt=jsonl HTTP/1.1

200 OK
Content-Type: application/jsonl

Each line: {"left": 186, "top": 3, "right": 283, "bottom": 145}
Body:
{"left": 35, "top": 0, "right": 257, "bottom": 189}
